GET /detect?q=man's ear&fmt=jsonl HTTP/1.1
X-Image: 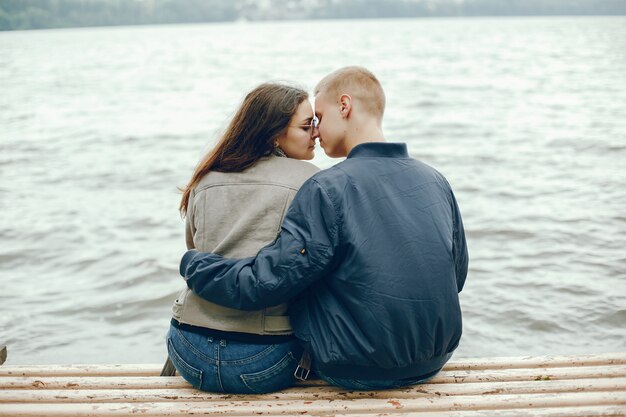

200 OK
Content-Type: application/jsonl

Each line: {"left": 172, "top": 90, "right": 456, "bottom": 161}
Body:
{"left": 339, "top": 94, "right": 352, "bottom": 118}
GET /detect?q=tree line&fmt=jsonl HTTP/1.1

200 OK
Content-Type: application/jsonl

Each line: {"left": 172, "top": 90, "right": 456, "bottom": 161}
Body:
{"left": 1, "top": 0, "right": 625, "bottom": 31}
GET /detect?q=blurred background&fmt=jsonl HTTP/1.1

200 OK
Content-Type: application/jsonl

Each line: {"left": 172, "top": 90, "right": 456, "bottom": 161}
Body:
{"left": 1, "top": 0, "right": 625, "bottom": 365}
{"left": 1, "top": 0, "right": 626, "bottom": 30}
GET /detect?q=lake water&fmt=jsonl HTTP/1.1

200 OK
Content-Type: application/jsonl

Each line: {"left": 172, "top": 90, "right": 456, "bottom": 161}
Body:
{"left": 1, "top": 17, "right": 625, "bottom": 365}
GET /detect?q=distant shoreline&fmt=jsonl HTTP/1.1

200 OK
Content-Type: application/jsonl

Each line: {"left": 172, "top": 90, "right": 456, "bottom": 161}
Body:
{"left": 2, "top": 0, "right": 626, "bottom": 32}
{"left": 2, "top": 14, "right": 625, "bottom": 33}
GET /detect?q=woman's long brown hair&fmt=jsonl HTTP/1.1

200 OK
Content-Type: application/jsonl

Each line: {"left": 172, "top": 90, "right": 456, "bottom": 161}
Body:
{"left": 179, "top": 83, "right": 308, "bottom": 216}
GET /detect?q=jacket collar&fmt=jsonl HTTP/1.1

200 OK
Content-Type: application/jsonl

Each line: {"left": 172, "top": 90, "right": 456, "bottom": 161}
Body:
{"left": 347, "top": 142, "right": 409, "bottom": 159}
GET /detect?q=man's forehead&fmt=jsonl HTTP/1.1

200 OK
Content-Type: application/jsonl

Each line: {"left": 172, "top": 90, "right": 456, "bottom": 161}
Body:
{"left": 313, "top": 91, "right": 329, "bottom": 111}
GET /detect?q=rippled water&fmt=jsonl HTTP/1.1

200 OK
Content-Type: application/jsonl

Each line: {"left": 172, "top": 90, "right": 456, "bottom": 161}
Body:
{"left": 1, "top": 17, "right": 625, "bottom": 365}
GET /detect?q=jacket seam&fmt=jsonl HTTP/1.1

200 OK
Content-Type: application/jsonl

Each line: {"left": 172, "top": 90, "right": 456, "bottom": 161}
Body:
{"left": 276, "top": 191, "right": 292, "bottom": 236}
{"left": 309, "top": 178, "right": 341, "bottom": 242}
{"left": 195, "top": 182, "right": 302, "bottom": 193}
{"left": 348, "top": 156, "right": 412, "bottom": 160}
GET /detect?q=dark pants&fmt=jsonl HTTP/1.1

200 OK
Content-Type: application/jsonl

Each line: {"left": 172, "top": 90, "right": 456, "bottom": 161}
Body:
{"left": 315, "top": 352, "right": 452, "bottom": 391}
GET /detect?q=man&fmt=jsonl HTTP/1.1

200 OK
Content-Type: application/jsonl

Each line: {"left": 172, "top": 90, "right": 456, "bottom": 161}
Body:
{"left": 180, "top": 66, "right": 468, "bottom": 390}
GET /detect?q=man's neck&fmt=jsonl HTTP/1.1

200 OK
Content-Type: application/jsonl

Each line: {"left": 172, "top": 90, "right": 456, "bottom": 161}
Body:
{"left": 343, "top": 124, "right": 386, "bottom": 155}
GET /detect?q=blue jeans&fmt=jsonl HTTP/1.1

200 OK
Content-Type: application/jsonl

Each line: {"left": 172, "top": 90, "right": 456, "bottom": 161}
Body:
{"left": 315, "top": 352, "right": 452, "bottom": 391}
{"left": 166, "top": 324, "right": 302, "bottom": 394}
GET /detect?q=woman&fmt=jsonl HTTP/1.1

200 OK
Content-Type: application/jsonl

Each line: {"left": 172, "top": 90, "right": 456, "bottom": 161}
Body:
{"left": 166, "top": 83, "right": 319, "bottom": 394}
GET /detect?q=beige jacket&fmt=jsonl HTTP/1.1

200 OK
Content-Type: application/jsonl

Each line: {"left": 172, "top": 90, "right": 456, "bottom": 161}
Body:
{"left": 172, "top": 156, "right": 319, "bottom": 335}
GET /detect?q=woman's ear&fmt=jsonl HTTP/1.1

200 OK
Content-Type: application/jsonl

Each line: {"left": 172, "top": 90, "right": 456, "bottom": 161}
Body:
{"left": 339, "top": 94, "right": 352, "bottom": 118}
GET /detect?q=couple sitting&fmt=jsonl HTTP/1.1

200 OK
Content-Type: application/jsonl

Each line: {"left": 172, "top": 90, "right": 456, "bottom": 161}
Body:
{"left": 166, "top": 66, "right": 469, "bottom": 393}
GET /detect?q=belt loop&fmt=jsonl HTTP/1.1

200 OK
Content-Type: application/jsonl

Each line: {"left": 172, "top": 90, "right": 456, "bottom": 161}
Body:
{"left": 294, "top": 350, "right": 311, "bottom": 381}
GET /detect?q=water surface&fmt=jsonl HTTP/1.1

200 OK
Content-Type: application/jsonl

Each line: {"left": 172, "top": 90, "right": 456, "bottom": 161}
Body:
{"left": 1, "top": 17, "right": 625, "bottom": 364}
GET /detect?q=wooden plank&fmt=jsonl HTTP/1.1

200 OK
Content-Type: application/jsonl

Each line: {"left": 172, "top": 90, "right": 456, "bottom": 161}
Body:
{"left": 331, "top": 407, "right": 626, "bottom": 417}
{"left": 0, "top": 376, "right": 190, "bottom": 390}
{"left": 5, "top": 407, "right": 623, "bottom": 417}
{"left": 445, "top": 352, "right": 626, "bottom": 371}
{"left": 3, "top": 365, "right": 624, "bottom": 390}
{"left": 4, "top": 406, "right": 625, "bottom": 417}
{"left": 2, "top": 352, "right": 625, "bottom": 377}
{"left": 0, "top": 364, "right": 162, "bottom": 377}
{"left": 0, "top": 392, "right": 624, "bottom": 416}
{"left": 429, "top": 365, "right": 626, "bottom": 384}
{"left": 1, "top": 378, "right": 625, "bottom": 403}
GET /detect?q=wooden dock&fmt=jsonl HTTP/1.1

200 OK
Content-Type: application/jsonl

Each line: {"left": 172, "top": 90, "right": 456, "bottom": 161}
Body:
{"left": 1, "top": 352, "right": 625, "bottom": 416}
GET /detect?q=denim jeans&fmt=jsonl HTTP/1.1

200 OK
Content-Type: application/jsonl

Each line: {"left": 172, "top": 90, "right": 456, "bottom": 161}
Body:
{"left": 315, "top": 352, "right": 452, "bottom": 391}
{"left": 166, "top": 323, "right": 302, "bottom": 394}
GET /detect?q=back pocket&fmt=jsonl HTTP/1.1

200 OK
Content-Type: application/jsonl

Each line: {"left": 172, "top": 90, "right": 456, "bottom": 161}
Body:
{"left": 167, "top": 337, "right": 203, "bottom": 389}
{"left": 240, "top": 351, "right": 297, "bottom": 394}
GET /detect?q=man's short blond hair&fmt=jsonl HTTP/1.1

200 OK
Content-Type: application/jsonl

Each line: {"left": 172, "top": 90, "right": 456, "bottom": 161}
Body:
{"left": 315, "top": 66, "right": 385, "bottom": 120}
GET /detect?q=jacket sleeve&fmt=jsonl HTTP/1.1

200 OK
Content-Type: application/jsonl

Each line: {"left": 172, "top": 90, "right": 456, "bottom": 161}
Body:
{"left": 451, "top": 190, "right": 469, "bottom": 292}
{"left": 179, "top": 178, "right": 340, "bottom": 311}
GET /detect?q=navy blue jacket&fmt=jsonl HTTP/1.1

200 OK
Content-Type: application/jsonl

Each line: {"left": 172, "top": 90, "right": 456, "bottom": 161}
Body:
{"left": 180, "top": 142, "right": 468, "bottom": 380}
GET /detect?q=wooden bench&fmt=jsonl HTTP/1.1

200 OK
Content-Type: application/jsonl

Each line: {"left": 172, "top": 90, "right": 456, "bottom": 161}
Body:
{"left": 1, "top": 352, "right": 624, "bottom": 416}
